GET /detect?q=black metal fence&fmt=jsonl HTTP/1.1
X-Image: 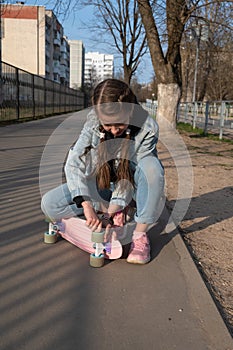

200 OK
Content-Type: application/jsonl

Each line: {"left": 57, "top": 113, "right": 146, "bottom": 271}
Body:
{"left": 0, "top": 61, "right": 85, "bottom": 122}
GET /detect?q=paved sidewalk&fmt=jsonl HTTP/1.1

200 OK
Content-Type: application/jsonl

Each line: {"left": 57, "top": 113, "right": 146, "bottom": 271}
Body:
{"left": 0, "top": 114, "right": 232, "bottom": 350}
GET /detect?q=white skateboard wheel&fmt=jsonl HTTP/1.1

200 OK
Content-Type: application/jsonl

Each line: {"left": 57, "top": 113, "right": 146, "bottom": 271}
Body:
{"left": 91, "top": 231, "right": 105, "bottom": 243}
{"left": 44, "top": 231, "right": 57, "bottom": 244}
{"left": 89, "top": 253, "right": 105, "bottom": 268}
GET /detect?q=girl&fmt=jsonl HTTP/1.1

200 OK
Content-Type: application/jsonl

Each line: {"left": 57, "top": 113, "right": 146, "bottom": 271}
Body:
{"left": 41, "top": 79, "right": 164, "bottom": 264}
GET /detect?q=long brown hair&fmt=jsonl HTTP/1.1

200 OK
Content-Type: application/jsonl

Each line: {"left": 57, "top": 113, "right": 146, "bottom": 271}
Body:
{"left": 93, "top": 79, "right": 138, "bottom": 190}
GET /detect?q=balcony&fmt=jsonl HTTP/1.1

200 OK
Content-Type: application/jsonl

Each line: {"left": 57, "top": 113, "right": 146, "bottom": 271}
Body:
{"left": 53, "top": 73, "right": 60, "bottom": 82}
{"left": 61, "top": 52, "right": 68, "bottom": 60}
{"left": 53, "top": 60, "right": 60, "bottom": 74}
{"left": 54, "top": 38, "right": 61, "bottom": 46}
{"left": 53, "top": 52, "right": 61, "bottom": 61}
{"left": 60, "top": 44, "right": 67, "bottom": 53}
{"left": 60, "top": 57, "right": 67, "bottom": 66}
{"left": 60, "top": 66, "right": 66, "bottom": 78}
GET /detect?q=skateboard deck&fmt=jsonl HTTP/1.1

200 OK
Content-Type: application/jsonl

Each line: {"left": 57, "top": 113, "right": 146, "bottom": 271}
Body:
{"left": 51, "top": 216, "right": 137, "bottom": 259}
{"left": 44, "top": 209, "right": 138, "bottom": 267}
{"left": 57, "top": 217, "right": 122, "bottom": 259}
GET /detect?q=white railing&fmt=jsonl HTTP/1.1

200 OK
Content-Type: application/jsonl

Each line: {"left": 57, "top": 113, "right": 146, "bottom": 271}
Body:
{"left": 177, "top": 101, "right": 233, "bottom": 140}
{"left": 142, "top": 100, "right": 233, "bottom": 140}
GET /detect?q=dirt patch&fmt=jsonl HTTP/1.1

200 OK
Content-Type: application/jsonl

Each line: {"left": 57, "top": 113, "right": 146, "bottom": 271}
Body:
{"left": 158, "top": 131, "right": 233, "bottom": 336}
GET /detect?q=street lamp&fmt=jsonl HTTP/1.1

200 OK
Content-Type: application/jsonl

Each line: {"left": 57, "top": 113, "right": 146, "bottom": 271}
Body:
{"left": 191, "top": 20, "right": 209, "bottom": 127}
{"left": 191, "top": 20, "right": 209, "bottom": 103}
{"left": 192, "top": 27, "right": 201, "bottom": 103}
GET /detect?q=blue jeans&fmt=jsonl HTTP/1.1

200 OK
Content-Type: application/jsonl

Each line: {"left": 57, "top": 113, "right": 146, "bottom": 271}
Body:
{"left": 41, "top": 156, "right": 165, "bottom": 224}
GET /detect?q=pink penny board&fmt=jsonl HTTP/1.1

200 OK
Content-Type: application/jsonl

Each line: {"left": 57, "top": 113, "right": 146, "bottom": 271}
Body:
{"left": 56, "top": 217, "right": 123, "bottom": 259}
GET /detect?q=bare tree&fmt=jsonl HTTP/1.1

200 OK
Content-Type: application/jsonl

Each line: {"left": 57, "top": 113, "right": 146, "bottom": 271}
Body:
{"left": 137, "top": 0, "right": 190, "bottom": 127}
{"left": 206, "top": 43, "right": 233, "bottom": 100}
{"left": 204, "top": 3, "right": 233, "bottom": 100}
{"left": 83, "top": 0, "right": 148, "bottom": 84}
{"left": 180, "top": 1, "right": 233, "bottom": 102}
{"left": 137, "top": 0, "right": 233, "bottom": 127}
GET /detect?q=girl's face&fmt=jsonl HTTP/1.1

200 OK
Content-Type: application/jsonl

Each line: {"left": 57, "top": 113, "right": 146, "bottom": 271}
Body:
{"left": 101, "top": 123, "right": 128, "bottom": 137}
{"left": 98, "top": 109, "right": 132, "bottom": 137}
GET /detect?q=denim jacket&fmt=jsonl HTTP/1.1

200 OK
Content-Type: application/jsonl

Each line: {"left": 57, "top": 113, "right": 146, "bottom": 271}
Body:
{"left": 64, "top": 108, "right": 159, "bottom": 207}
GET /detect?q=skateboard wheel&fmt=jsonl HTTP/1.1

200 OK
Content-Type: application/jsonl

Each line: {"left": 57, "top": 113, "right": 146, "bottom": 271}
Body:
{"left": 44, "top": 231, "right": 57, "bottom": 244}
{"left": 89, "top": 253, "right": 105, "bottom": 268}
{"left": 91, "top": 231, "right": 105, "bottom": 243}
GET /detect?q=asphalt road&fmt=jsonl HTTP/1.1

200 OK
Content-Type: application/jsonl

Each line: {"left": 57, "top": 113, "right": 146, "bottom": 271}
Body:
{"left": 0, "top": 113, "right": 232, "bottom": 350}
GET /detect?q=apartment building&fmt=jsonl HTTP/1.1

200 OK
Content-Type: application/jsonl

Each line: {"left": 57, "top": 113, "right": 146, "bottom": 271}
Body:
{"left": 84, "top": 52, "right": 114, "bottom": 85}
{"left": 68, "top": 40, "right": 85, "bottom": 89}
{"left": 1, "top": 3, "right": 70, "bottom": 85}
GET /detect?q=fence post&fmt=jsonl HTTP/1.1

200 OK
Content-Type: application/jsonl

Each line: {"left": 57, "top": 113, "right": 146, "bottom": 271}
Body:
{"left": 16, "top": 67, "right": 20, "bottom": 120}
{"left": 192, "top": 102, "right": 197, "bottom": 129}
{"left": 52, "top": 84, "right": 55, "bottom": 114}
{"left": 44, "top": 78, "right": 46, "bottom": 116}
{"left": 32, "top": 74, "right": 35, "bottom": 118}
{"left": 59, "top": 83, "right": 61, "bottom": 113}
{"left": 204, "top": 101, "right": 209, "bottom": 135}
{"left": 0, "top": 61, "right": 3, "bottom": 105}
{"left": 219, "top": 101, "right": 225, "bottom": 140}
{"left": 184, "top": 103, "right": 188, "bottom": 122}
{"left": 65, "top": 87, "right": 67, "bottom": 112}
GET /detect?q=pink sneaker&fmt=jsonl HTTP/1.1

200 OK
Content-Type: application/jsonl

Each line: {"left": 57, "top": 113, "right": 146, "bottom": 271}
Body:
{"left": 127, "top": 232, "right": 151, "bottom": 264}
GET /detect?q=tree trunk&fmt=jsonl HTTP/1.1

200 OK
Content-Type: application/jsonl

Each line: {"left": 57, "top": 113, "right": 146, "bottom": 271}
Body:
{"left": 123, "top": 66, "right": 132, "bottom": 85}
{"left": 137, "top": 0, "right": 187, "bottom": 127}
{"left": 156, "top": 83, "right": 181, "bottom": 129}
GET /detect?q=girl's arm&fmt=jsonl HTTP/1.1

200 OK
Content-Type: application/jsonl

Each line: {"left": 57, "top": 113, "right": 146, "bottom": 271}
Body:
{"left": 64, "top": 113, "right": 98, "bottom": 200}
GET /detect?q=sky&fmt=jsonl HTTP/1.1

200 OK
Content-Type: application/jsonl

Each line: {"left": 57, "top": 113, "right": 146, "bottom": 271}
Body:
{"left": 26, "top": 0, "right": 154, "bottom": 83}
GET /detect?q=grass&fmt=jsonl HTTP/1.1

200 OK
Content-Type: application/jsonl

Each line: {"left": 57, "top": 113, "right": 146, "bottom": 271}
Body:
{"left": 177, "top": 122, "right": 233, "bottom": 145}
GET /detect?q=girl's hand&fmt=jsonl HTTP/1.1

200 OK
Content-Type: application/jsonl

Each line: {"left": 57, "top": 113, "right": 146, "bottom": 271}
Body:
{"left": 112, "top": 211, "right": 125, "bottom": 227}
{"left": 82, "top": 201, "right": 102, "bottom": 231}
{"left": 101, "top": 214, "right": 113, "bottom": 229}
